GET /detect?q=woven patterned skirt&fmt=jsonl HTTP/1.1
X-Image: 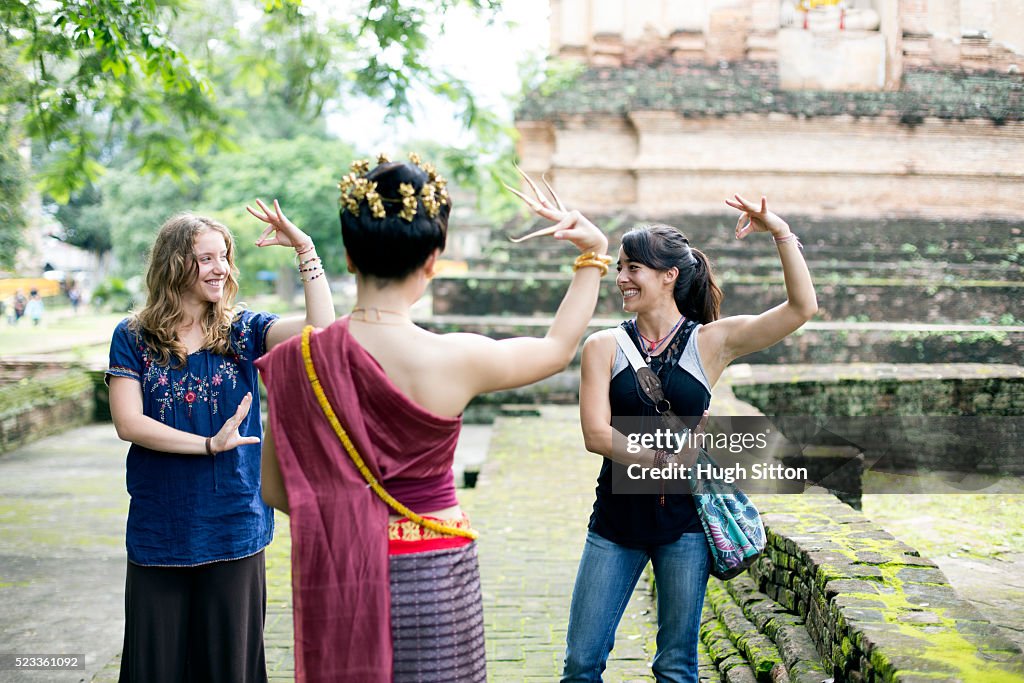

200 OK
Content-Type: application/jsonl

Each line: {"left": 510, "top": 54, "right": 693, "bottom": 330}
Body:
{"left": 389, "top": 540, "right": 486, "bottom": 682}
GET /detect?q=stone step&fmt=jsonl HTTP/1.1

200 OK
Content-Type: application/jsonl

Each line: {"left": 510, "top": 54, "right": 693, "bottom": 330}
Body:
{"left": 704, "top": 578, "right": 790, "bottom": 682}
{"left": 752, "top": 494, "right": 1024, "bottom": 682}
{"left": 719, "top": 574, "right": 834, "bottom": 683}
{"left": 418, "top": 316, "right": 1024, "bottom": 366}
{"left": 700, "top": 604, "right": 761, "bottom": 683}
{"left": 430, "top": 275, "right": 1023, "bottom": 324}
{"left": 698, "top": 636, "right": 727, "bottom": 683}
{"left": 463, "top": 254, "right": 1023, "bottom": 280}
{"left": 494, "top": 213, "right": 1023, "bottom": 262}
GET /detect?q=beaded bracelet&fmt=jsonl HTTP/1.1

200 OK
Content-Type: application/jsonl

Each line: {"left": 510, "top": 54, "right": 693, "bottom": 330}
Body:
{"left": 301, "top": 270, "right": 325, "bottom": 282}
{"left": 773, "top": 232, "right": 803, "bottom": 250}
{"left": 298, "top": 255, "right": 321, "bottom": 267}
{"left": 652, "top": 449, "right": 672, "bottom": 468}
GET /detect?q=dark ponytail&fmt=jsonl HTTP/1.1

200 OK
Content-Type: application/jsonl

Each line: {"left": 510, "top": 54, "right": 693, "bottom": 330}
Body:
{"left": 621, "top": 224, "right": 722, "bottom": 324}
{"left": 686, "top": 247, "right": 722, "bottom": 323}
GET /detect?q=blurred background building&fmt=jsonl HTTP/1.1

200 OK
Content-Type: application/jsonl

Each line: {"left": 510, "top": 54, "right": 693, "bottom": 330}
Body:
{"left": 517, "top": 0, "right": 1024, "bottom": 218}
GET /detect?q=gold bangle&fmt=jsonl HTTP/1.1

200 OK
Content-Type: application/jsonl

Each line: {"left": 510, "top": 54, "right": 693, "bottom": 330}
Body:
{"left": 572, "top": 259, "right": 609, "bottom": 276}
{"left": 575, "top": 251, "right": 612, "bottom": 265}
{"left": 573, "top": 251, "right": 612, "bottom": 276}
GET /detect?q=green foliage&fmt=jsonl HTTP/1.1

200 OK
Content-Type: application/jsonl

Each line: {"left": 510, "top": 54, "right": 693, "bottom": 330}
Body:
{"left": 5, "top": 0, "right": 505, "bottom": 202}
{"left": 356, "top": 0, "right": 500, "bottom": 115}
{"left": 0, "top": 121, "right": 26, "bottom": 270}
{"left": 519, "top": 56, "right": 586, "bottom": 99}
{"left": 89, "top": 276, "right": 137, "bottom": 312}
{"left": 0, "top": 47, "right": 27, "bottom": 268}
{"left": 53, "top": 183, "right": 112, "bottom": 253}
{"left": 0, "top": 0, "right": 241, "bottom": 201}
{"left": 90, "top": 162, "right": 196, "bottom": 274}
{"left": 79, "top": 135, "right": 354, "bottom": 290}
{"left": 198, "top": 135, "right": 356, "bottom": 284}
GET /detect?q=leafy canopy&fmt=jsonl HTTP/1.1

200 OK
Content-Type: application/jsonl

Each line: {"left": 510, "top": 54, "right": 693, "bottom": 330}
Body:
{"left": 1, "top": 0, "right": 503, "bottom": 201}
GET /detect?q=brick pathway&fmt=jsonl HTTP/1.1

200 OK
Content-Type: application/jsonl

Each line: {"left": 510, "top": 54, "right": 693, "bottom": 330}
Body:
{"left": 462, "top": 407, "right": 659, "bottom": 681}
{"left": 1, "top": 412, "right": 660, "bottom": 682}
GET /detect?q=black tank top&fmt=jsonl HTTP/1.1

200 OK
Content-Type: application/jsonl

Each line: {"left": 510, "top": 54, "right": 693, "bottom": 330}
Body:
{"left": 588, "top": 320, "right": 711, "bottom": 548}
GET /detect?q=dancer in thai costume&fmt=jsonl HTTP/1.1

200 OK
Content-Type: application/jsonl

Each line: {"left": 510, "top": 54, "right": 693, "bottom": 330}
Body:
{"left": 256, "top": 154, "right": 608, "bottom": 683}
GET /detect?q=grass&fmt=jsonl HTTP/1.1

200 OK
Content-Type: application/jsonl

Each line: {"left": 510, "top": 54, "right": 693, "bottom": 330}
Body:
{"left": 0, "top": 308, "right": 124, "bottom": 360}
{"left": 862, "top": 477, "right": 1024, "bottom": 562}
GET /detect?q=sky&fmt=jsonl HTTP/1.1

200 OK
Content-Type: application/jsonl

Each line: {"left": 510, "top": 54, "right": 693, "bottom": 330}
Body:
{"left": 327, "top": 0, "right": 551, "bottom": 152}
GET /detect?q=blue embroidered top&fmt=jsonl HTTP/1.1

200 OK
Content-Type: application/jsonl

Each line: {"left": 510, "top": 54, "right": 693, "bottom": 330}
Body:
{"left": 106, "top": 309, "right": 278, "bottom": 567}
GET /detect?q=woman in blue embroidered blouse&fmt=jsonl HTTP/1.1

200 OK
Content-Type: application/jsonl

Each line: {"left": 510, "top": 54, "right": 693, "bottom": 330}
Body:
{"left": 106, "top": 200, "right": 335, "bottom": 683}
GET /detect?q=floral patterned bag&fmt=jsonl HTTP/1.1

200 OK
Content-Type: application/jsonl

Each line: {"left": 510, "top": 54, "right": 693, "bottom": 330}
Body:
{"left": 688, "top": 448, "right": 766, "bottom": 579}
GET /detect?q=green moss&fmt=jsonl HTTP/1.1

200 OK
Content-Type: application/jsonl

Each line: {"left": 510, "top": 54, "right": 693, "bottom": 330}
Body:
{"left": 0, "top": 370, "right": 93, "bottom": 419}
{"left": 519, "top": 64, "right": 1024, "bottom": 123}
{"left": 757, "top": 497, "right": 1024, "bottom": 681}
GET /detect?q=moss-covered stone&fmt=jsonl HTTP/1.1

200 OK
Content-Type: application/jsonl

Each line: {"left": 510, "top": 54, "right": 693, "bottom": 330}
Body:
{"left": 743, "top": 494, "right": 1024, "bottom": 682}
{"left": 518, "top": 63, "right": 1023, "bottom": 125}
{"left": 0, "top": 368, "right": 95, "bottom": 455}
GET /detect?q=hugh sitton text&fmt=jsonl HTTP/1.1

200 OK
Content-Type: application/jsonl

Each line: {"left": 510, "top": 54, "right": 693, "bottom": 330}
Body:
{"left": 626, "top": 462, "right": 808, "bottom": 484}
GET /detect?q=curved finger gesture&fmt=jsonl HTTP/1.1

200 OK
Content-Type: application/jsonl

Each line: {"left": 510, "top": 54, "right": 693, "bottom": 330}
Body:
{"left": 209, "top": 392, "right": 261, "bottom": 455}
{"left": 503, "top": 164, "right": 608, "bottom": 255}
{"left": 725, "top": 194, "right": 790, "bottom": 240}
{"left": 247, "top": 199, "right": 312, "bottom": 250}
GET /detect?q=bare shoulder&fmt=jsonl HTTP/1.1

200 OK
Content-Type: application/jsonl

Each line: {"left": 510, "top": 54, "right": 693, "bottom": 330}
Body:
{"left": 583, "top": 328, "right": 617, "bottom": 354}
{"left": 438, "top": 331, "right": 498, "bottom": 353}
{"left": 581, "top": 329, "right": 618, "bottom": 374}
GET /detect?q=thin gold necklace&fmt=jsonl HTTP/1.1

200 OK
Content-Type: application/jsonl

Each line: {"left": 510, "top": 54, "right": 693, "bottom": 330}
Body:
{"left": 351, "top": 306, "right": 411, "bottom": 325}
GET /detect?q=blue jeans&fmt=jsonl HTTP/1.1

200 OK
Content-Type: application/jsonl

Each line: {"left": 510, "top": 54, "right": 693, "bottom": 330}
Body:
{"left": 561, "top": 531, "right": 710, "bottom": 683}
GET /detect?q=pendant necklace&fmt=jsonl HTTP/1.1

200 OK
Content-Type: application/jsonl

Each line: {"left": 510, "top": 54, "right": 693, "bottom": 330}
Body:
{"left": 633, "top": 315, "right": 685, "bottom": 363}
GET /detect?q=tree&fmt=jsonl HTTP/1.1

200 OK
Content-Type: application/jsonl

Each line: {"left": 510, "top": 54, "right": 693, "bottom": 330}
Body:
{"left": 0, "top": 0, "right": 232, "bottom": 202}
{"left": 0, "top": 45, "right": 28, "bottom": 269}
{"left": 0, "top": 122, "right": 27, "bottom": 270}
{"left": 1, "top": 0, "right": 502, "bottom": 203}
{"left": 198, "top": 135, "right": 356, "bottom": 296}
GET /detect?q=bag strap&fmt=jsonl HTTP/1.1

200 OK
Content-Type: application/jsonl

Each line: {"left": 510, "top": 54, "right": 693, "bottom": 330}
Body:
{"left": 612, "top": 326, "right": 694, "bottom": 437}
{"left": 300, "top": 325, "right": 478, "bottom": 540}
{"left": 613, "top": 326, "right": 672, "bottom": 414}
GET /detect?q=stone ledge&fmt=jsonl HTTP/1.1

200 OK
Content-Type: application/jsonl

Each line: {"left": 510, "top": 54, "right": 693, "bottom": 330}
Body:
{"left": 748, "top": 493, "right": 1024, "bottom": 682}
{"left": 519, "top": 63, "right": 1024, "bottom": 125}
{"left": 0, "top": 368, "right": 95, "bottom": 455}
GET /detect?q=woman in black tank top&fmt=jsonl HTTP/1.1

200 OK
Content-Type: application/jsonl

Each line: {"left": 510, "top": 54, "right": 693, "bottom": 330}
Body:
{"left": 563, "top": 195, "right": 818, "bottom": 682}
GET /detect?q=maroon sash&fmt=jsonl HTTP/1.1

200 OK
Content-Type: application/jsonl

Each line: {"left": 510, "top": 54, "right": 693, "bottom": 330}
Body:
{"left": 256, "top": 318, "right": 461, "bottom": 683}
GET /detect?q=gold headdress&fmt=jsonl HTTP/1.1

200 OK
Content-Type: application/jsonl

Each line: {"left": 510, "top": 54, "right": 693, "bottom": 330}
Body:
{"left": 338, "top": 152, "right": 450, "bottom": 222}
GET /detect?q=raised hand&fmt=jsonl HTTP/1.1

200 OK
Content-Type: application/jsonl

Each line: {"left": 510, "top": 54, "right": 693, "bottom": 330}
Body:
{"left": 726, "top": 194, "right": 791, "bottom": 240}
{"left": 504, "top": 164, "right": 608, "bottom": 255}
{"left": 247, "top": 199, "right": 313, "bottom": 251}
{"left": 209, "top": 392, "right": 261, "bottom": 455}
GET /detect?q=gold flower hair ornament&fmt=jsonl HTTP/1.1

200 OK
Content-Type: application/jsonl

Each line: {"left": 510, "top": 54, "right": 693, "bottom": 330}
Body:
{"left": 338, "top": 152, "right": 450, "bottom": 222}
